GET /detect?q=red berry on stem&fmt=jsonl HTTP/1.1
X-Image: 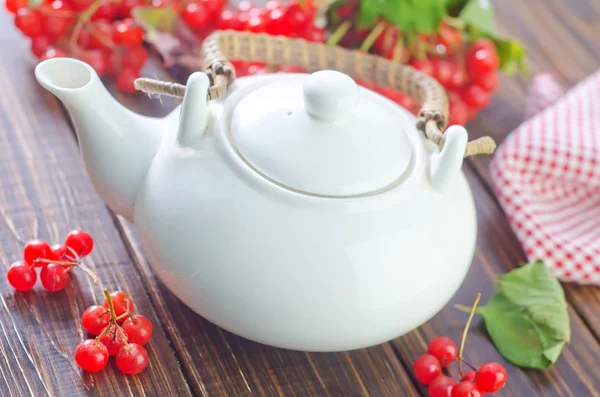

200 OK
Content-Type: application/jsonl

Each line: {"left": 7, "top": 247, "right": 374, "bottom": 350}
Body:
{"left": 24, "top": 239, "right": 52, "bottom": 267}
{"left": 461, "top": 370, "right": 477, "bottom": 383}
{"left": 182, "top": 2, "right": 209, "bottom": 29}
{"left": 40, "top": 264, "right": 70, "bottom": 292}
{"left": 428, "top": 375, "right": 456, "bottom": 397}
{"left": 466, "top": 38, "right": 499, "bottom": 80}
{"left": 32, "top": 36, "right": 52, "bottom": 58}
{"left": 116, "top": 343, "right": 148, "bottom": 375}
{"left": 413, "top": 354, "right": 442, "bottom": 385}
{"left": 88, "top": 20, "right": 115, "bottom": 51}
{"left": 70, "top": 0, "right": 94, "bottom": 11}
{"left": 41, "top": 0, "right": 74, "bottom": 39}
{"left": 472, "top": 72, "right": 499, "bottom": 92}
{"left": 476, "top": 362, "right": 507, "bottom": 393}
{"left": 451, "top": 381, "right": 482, "bottom": 397}
{"left": 117, "top": 68, "right": 140, "bottom": 93}
{"left": 81, "top": 49, "right": 108, "bottom": 77}
{"left": 64, "top": 230, "right": 94, "bottom": 258}
{"left": 122, "top": 314, "right": 153, "bottom": 345}
{"left": 122, "top": 46, "right": 147, "bottom": 71}
{"left": 433, "top": 59, "right": 455, "bottom": 89}
{"left": 449, "top": 67, "right": 467, "bottom": 91}
{"left": 461, "top": 85, "right": 491, "bottom": 110}
{"left": 50, "top": 244, "right": 66, "bottom": 260}
{"left": 40, "top": 47, "right": 66, "bottom": 61}
{"left": 427, "top": 336, "right": 458, "bottom": 367}
{"left": 218, "top": 9, "right": 242, "bottom": 31}
{"left": 75, "top": 339, "right": 109, "bottom": 372}
{"left": 437, "top": 21, "right": 462, "bottom": 54}
{"left": 448, "top": 98, "right": 468, "bottom": 126}
{"left": 283, "top": 3, "right": 311, "bottom": 32}
{"left": 104, "top": 291, "right": 135, "bottom": 318}
{"left": 410, "top": 59, "right": 434, "bottom": 77}
{"left": 15, "top": 8, "right": 43, "bottom": 38}
{"left": 99, "top": 324, "right": 129, "bottom": 355}
{"left": 244, "top": 14, "right": 265, "bottom": 33}
{"left": 264, "top": 8, "right": 289, "bottom": 36}
{"left": 200, "top": 0, "right": 225, "bottom": 18}
{"left": 113, "top": 19, "right": 144, "bottom": 48}
{"left": 82, "top": 305, "right": 111, "bottom": 335}
{"left": 91, "top": 0, "right": 121, "bottom": 21}
{"left": 303, "top": 25, "right": 326, "bottom": 43}
{"left": 231, "top": 60, "right": 248, "bottom": 77}
{"left": 5, "top": 0, "right": 27, "bottom": 13}
{"left": 7, "top": 261, "right": 36, "bottom": 291}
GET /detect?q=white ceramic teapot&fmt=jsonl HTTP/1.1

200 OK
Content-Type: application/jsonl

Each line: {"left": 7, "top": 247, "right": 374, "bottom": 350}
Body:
{"left": 35, "top": 31, "right": 495, "bottom": 351}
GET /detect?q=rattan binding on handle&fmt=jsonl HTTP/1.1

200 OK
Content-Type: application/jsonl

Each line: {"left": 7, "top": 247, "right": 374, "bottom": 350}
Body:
{"left": 134, "top": 30, "right": 496, "bottom": 157}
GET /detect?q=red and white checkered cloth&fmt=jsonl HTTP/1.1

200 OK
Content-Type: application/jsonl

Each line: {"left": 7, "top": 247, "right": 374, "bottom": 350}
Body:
{"left": 491, "top": 71, "right": 600, "bottom": 285}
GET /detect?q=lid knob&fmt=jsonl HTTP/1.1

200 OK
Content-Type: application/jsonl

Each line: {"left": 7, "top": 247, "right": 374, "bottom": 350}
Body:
{"left": 303, "top": 70, "right": 359, "bottom": 122}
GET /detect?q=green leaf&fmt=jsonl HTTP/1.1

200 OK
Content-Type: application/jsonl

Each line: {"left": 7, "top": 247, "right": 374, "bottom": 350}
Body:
{"left": 459, "top": 0, "right": 496, "bottom": 35}
{"left": 380, "top": 0, "right": 415, "bottom": 33}
{"left": 411, "top": 0, "right": 448, "bottom": 34}
{"left": 498, "top": 261, "right": 570, "bottom": 341}
{"left": 27, "top": 0, "right": 42, "bottom": 7}
{"left": 356, "top": 0, "right": 383, "bottom": 28}
{"left": 491, "top": 36, "right": 529, "bottom": 75}
{"left": 478, "top": 294, "right": 553, "bottom": 369}
{"left": 475, "top": 262, "right": 570, "bottom": 369}
{"left": 132, "top": 6, "right": 178, "bottom": 34}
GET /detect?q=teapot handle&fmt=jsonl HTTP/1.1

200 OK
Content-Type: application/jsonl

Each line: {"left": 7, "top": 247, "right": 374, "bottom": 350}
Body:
{"left": 134, "top": 31, "right": 495, "bottom": 157}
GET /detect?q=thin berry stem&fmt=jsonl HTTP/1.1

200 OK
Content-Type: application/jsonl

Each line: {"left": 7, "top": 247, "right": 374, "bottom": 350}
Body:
{"left": 69, "top": 0, "right": 105, "bottom": 53}
{"left": 392, "top": 38, "right": 405, "bottom": 63}
{"left": 115, "top": 311, "right": 131, "bottom": 322}
{"left": 65, "top": 246, "right": 80, "bottom": 261}
{"left": 77, "top": 263, "right": 99, "bottom": 283}
{"left": 34, "top": 258, "right": 79, "bottom": 266}
{"left": 103, "top": 289, "right": 118, "bottom": 323}
{"left": 326, "top": 20, "right": 351, "bottom": 46}
{"left": 359, "top": 22, "right": 385, "bottom": 52}
{"left": 458, "top": 293, "right": 481, "bottom": 374}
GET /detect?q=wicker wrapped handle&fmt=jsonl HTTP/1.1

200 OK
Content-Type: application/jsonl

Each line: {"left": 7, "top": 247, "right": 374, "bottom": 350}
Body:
{"left": 135, "top": 30, "right": 496, "bottom": 157}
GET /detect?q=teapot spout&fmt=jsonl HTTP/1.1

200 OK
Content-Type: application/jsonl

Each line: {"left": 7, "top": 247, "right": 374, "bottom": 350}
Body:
{"left": 35, "top": 58, "right": 162, "bottom": 221}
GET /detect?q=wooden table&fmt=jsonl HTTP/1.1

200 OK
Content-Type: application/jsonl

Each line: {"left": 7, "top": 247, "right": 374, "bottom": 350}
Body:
{"left": 1, "top": 1, "right": 600, "bottom": 395}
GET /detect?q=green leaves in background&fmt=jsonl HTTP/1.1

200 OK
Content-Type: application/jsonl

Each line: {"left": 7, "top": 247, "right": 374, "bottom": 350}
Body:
{"left": 351, "top": 0, "right": 528, "bottom": 74}
{"left": 458, "top": 0, "right": 496, "bottom": 35}
{"left": 357, "top": 0, "right": 448, "bottom": 33}
{"left": 132, "top": 6, "right": 177, "bottom": 35}
{"left": 475, "top": 261, "right": 570, "bottom": 369}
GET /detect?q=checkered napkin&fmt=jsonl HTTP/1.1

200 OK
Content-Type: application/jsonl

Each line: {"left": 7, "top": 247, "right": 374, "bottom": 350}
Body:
{"left": 490, "top": 71, "right": 600, "bottom": 284}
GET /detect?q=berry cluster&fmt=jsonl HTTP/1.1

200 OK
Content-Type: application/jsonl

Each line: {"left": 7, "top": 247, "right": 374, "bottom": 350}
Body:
{"left": 77, "top": 290, "right": 152, "bottom": 374}
{"left": 335, "top": 17, "right": 500, "bottom": 126}
{"left": 414, "top": 337, "right": 507, "bottom": 397}
{"left": 7, "top": 230, "right": 94, "bottom": 292}
{"left": 6, "top": 0, "right": 149, "bottom": 92}
{"left": 413, "top": 294, "right": 507, "bottom": 397}
{"left": 6, "top": 231, "right": 152, "bottom": 375}
{"left": 215, "top": 0, "right": 324, "bottom": 43}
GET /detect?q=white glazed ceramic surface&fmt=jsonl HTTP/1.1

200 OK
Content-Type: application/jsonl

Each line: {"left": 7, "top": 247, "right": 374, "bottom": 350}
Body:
{"left": 35, "top": 58, "right": 477, "bottom": 352}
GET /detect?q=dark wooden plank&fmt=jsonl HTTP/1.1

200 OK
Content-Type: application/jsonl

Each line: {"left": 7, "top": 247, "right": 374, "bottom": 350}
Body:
{"left": 0, "top": 10, "right": 193, "bottom": 397}
{"left": 466, "top": 0, "right": 600, "bottom": 340}
{"left": 393, "top": 167, "right": 600, "bottom": 397}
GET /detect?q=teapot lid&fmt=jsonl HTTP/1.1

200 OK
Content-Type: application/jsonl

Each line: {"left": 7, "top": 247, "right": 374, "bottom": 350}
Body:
{"left": 229, "top": 70, "right": 413, "bottom": 197}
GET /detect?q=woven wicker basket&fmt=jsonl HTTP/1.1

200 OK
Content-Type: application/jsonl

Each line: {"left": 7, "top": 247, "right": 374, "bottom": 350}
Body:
{"left": 135, "top": 30, "right": 496, "bottom": 157}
